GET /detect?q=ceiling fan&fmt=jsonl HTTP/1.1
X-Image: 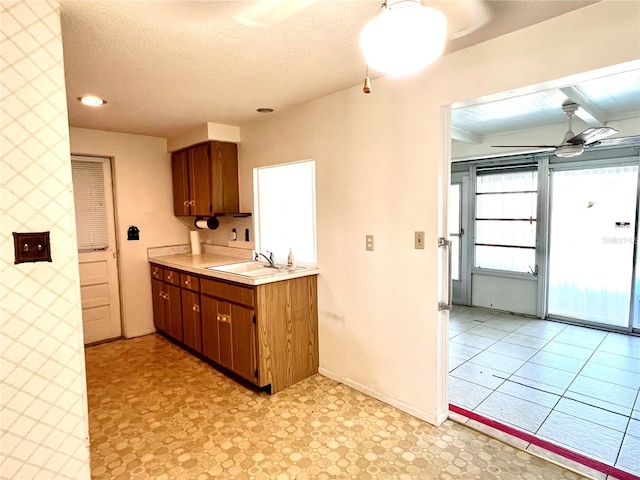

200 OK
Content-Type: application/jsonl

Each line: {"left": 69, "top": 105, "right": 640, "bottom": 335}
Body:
{"left": 492, "top": 101, "right": 627, "bottom": 158}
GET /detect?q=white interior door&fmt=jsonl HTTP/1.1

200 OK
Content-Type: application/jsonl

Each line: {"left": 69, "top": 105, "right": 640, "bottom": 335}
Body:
{"left": 72, "top": 156, "right": 122, "bottom": 344}
{"left": 450, "top": 173, "right": 470, "bottom": 305}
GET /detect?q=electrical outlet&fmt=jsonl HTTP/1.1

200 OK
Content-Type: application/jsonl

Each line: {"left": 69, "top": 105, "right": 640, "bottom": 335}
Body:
{"left": 366, "top": 234, "right": 374, "bottom": 251}
{"left": 415, "top": 231, "right": 425, "bottom": 249}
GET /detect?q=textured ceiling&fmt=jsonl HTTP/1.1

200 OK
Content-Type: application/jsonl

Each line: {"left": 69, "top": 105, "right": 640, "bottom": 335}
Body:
{"left": 60, "top": 0, "right": 599, "bottom": 139}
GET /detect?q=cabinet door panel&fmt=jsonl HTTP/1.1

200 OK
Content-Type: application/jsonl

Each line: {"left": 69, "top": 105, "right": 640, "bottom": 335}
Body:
{"left": 151, "top": 279, "right": 166, "bottom": 332}
{"left": 211, "top": 141, "right": 239, "bottom": 214}
{"left": 189, "top": 143, "right": 212, "bottom": 216}
{"left": 171, "top": 150, "right": 190, "bottom": 216}
{"left": 231, "top": 304, "right": 256, "bottom": 382}
{"left": 181, "top": 289, "right": 201, "bottom": 353}
{"left": 201, "top": 295, "right": 220, "bottom": 363}
{"left": 165, "top": 284, "right": 183, "bottom": 341}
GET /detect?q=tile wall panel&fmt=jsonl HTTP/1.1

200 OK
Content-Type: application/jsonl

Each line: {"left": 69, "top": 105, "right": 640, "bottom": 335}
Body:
{"left": 0, "top": 1, "right": 91, "bottom": 479}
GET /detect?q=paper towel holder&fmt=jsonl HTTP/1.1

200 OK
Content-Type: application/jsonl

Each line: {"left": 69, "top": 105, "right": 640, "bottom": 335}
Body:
{"left": 194, "top": 217, "right": 220, "bottom": 230}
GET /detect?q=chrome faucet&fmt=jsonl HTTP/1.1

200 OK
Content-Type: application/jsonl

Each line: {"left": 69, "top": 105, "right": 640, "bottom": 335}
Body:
{"left": 254, "top": 250, "right": 279, "bottom": 268}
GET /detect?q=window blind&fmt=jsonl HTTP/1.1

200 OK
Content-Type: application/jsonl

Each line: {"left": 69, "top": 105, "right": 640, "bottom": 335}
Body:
{"left": 71, "top": 159, "right": 108, "bottom": 252}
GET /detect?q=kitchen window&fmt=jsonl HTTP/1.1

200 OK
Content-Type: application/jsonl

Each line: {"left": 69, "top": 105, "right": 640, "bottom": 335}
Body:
{"left": 253, "top": 160, "right": 317, "bottom": 264}
{"left": 474, "top": 167, "right": 537, "bottom": 273}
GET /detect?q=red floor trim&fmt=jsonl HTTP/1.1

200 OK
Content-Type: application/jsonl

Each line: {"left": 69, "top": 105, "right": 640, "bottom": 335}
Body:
{"left": 449, "top": 404, "right": 639, "bottom": 480}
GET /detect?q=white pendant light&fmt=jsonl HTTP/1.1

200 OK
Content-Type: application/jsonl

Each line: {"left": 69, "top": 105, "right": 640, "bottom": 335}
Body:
{"left": 360, "top": 0, "right": 447, "bottom": 77}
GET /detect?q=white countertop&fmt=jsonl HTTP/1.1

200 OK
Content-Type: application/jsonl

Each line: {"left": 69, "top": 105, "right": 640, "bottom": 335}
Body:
{"left": 149, "top": 252, "right": 320, "bottom": 286}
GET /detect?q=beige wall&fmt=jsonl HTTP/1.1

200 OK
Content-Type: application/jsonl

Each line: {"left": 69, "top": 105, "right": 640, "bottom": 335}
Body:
{"left": 237, "top": 1, "right": 640, "bottom": 425}
{"left": 1, "top": 2, "right": 91, "bottom": 479}
{"left": 69, "top": 128, "right": 190, "bottom": 337}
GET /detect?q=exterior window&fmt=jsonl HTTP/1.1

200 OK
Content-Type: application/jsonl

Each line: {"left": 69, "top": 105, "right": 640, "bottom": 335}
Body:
{"left": 71, "top": 159, "right": 108, "bottom": 252}
{"left": 474, "top": 168, "right": 537, "bottom": 273}
{"left": 253, "top": 160, "right": 317, "bottom": 264}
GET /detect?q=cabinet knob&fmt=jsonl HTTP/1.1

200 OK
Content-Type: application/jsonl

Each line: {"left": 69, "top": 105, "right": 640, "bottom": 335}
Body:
{"left": 193, "top": 304, "right": 200, "bottom": 312}
{"left": 184, "top": 280, "right": 190, "bottom": 285}
{"left": 183, "top": 201, "right": 189, "bottom": 206}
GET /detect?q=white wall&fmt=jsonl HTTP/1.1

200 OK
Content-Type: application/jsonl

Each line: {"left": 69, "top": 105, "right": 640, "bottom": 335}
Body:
{"left": 69, "top": 128, "right": 190, "bottom": 337}
{"left": 1, "top": 3, "right": 91, "bottom": 479}
{"left": 236, "top": 1, "right": 640, "bottom": 425}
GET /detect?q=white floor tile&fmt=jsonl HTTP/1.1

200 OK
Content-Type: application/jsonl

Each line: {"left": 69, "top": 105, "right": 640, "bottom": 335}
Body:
{"left": 468, "top": 350, "right": 526, "bottom": 375}
{"left": 515, "top": 362, "right": 577, "bottom": 390}
{"left": 598, "top": 334, "right": 640, "bottom": 360}
{"left": 485, "top": 341, "right": 538, "bottom": 361}
{"left": 615, "top": 433, "right": 640, "bottom": 476}
{"left": 528, "top": 350, "right": 586, "bottom": 374}
{"left": 496, "top": 380, "right": 560, "bottom": 408}
{"left": 554, "top": 397, "right": 629, "bottom": 432}
{"left": 588, "top": 351, "right": 640, "bottom": 374}
{"left": 553, "top": 331, "right": 606, "bottom": 349}
{"left": 568, "top": 375, "right": 638, "bottom": 409}
{"left": 633, "top": 409, "right": 640, "bottom": 420}
{"left": 479, "top": 318, "right": 524, "bottom": 333}
{"left": 502, "top": 332, "right": 551, "bottom": 350}
{"left": 509, "top": 376, "right": 566, "bottom": 396}
{"left": 448, "top": 376, "right": 493, "bottom": 410}
{"left": 563, "top": 391, "right": 632, "bottom": 417}
{"left": 537, "top": 411, "right": 624, "bottom": 465}
{"left": 579, "top": 362, "right": 640, "bottom": 389}
{"left": 514, "top": 321, "right": 565, "bottom": 340}
{"left": 562, "top": 324, "right": 609, "bottom": 341}
{"left": 450, "top": 362, "right": 508, "bottom": 390}
{"left": 450, "top": 332, "right": 497, "bottom": 350}
{"left": 475, "top": 391, "right": 552, "bottom": 433}
{"left": 626, "top": 418, "right": 640, "bottom": 438}
{"left": 542, "top": 341, "right": 595, "bottom": 361}
{"left": 467, "top": 324, "right": 510, "bottom": 341}
{"left": 449, "top": 342, "right": 483, "bottom": 361}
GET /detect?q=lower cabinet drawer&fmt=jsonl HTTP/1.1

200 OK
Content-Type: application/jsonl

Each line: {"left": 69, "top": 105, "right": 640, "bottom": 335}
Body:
{"left": 201, "top": 278, "right": 254, "bottom": 308}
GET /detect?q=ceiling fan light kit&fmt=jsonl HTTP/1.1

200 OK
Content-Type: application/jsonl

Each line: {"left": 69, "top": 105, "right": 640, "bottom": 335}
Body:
{"left": 360, "top": 0, "right": 447, "bottom": 77}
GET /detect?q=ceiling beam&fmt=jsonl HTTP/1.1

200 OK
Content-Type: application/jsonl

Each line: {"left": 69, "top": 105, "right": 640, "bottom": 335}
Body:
{"left": 560, "top": 87, "right": 607, "bottom": 126}
{"left": 451, "top": 126, "right": 482, "bottom": 144}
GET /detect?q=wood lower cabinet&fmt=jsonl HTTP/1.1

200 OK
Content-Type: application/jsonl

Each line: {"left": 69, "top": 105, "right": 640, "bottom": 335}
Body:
{"left": 150, "top": 262, "right": 318, "bottom": 394}
{"left": 150, "top": 266, "right": 183, "bottom": 342}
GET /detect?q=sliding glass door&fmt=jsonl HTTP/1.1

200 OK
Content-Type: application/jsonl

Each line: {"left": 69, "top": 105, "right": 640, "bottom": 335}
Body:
{"left": 547, "top": 164, "right": 639, "bottom": 328}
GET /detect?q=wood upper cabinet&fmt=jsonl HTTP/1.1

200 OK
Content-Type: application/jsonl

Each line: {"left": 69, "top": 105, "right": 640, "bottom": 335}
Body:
{"left": 171, "top": 141, "right": 239, "bottom": 217}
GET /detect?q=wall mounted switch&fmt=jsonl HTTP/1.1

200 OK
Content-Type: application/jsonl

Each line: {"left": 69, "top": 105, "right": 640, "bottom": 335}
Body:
{"left": 13, "top": 231, "right": 52, "bottom": 264}
{"left": 366, "top": 234, "right": 374, "bottom": 251}
{"left": 415, "top": 231, "right": 425, "bottom": 249}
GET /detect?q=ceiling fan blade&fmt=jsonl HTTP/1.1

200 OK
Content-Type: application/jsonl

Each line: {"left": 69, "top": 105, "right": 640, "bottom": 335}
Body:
{"left": 566, "top": 126, "right": 618, "bottom": 145}
{"left": 491, "top": 145, "right": 557, "bottom": 149}
{"left": 587, "top": 135, "right": 640, "bottom": 148}
{"left": 233, "top": 0, "right": 318, "bottom": 27}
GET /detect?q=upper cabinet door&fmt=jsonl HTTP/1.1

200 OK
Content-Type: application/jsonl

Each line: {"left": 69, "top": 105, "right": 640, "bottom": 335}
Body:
{"left": 188, "top": 143, "right": 212, "bottom": 216}
{"left": 211, "top": 141, "right": 240, "bottom": 214}
{"left": 171, "top": 150, "right": 190, "bottom": 216}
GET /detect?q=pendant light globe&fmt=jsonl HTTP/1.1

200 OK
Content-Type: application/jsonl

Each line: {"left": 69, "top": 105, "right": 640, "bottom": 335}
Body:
{"left": 360, "top": 0, "right": 447, "bottom": 76}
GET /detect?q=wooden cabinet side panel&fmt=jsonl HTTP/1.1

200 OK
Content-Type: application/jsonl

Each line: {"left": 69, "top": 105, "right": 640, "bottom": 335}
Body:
{"left": 181, "top": 289, "right": 202, "bottom": 353}
{"left": 217, "top": 301, "right": 233, "bottom": 370}
{"left": 165, "top": 284, "right": 183, "bottom": 341}
{"left": 151, "top": 278, "right": 166, "bottom": 332}
{"left": 211, "top": 141, "right": 239, "bottom": 214}
{"left": 201, "top": 294, "right": 220, "bottom": 363}
{"left": 171, "top": 151, "right": 190, "bottom": 216}
{"left": 256, "top": 276, "right": 318, "bottom": 393}
{"left": 189, "top": 143, "right": 212, "bottom": 216}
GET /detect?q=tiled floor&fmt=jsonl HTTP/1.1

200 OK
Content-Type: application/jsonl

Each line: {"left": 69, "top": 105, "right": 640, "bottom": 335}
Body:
{"left": 85, "top": 334, "right": 588, "bottom": 479}
{"left": 449, "top": 305, "right": 640, "bottom": 479}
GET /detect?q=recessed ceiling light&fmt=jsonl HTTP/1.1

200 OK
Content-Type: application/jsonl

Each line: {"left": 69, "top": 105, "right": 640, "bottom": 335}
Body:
{"left": 256, "top": 107, "right": 274, "bottom": 113}
{"left": 78, "top": 95, "right": 107, "bottom": 107}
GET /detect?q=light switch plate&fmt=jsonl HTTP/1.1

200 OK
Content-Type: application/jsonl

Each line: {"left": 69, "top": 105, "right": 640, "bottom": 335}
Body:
{"left": 415, "top": 231, "right": 425, "bottom": 249}
{"left": 13, "top": 231, "right": 52, "bottom": 264}
{"left": 366, "top": 234, "right": 374, "bottom": 251}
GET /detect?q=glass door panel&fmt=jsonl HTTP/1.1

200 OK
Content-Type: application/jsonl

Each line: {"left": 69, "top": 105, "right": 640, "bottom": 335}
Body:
{"left": 548, "top": 165, "right": 638, "bottom": 328}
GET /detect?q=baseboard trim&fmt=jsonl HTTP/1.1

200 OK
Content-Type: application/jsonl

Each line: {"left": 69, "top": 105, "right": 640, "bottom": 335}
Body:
{"left": 318, "top": 367, "right": 448, "bottom": 427}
